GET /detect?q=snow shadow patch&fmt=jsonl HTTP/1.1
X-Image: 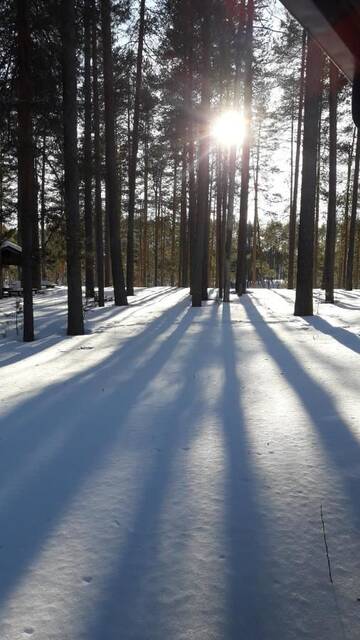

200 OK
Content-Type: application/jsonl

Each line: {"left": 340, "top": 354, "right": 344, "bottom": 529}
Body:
{"left": 306, "top": 315, "right": 360, "bottom": 355}
{"left": 0, "top": 287, "right": 179, "bottom": 368}
{"left": 0, "top": 295, "right": 195, "bottom": 613}
{"left": 244, "top": 296, "right": 360, "bottom": 529}
{"left": 219, "top": 304, "right": 279, "bottom": 639}
{"left": 84, "top": 306, "right": 220, "bottom": 640}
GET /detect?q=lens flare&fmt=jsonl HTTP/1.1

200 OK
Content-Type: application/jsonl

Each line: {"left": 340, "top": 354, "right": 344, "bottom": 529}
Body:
{"left": 211, "top": 110, "right": 246, "bottom": 147}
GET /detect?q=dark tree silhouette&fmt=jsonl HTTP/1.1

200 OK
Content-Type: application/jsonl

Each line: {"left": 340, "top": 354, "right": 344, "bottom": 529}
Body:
{"left": 84, "top": 0, "right": 95, "bottom": 298}
{"left": 101, "top": 0, "right": 127, "bottom": 306}
{"left": 127, "top": 0, "right": 146, "bottom": 296}
{"left": 323, "top": 62, "right": 338, "bottom": 303}
{"left": 92, "top": 0, "right": 104, "bottom": 307}
{"left": 294, "top": 38, "right": 323, "bottom": 316}
{"left": 17, "top": 0, "right": 34, "bottom": 341}
{"left": 61, "top": 0, "right": 84, "bottom": 335}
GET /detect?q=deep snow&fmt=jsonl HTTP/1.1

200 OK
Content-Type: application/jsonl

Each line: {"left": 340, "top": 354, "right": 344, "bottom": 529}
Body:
{"left": 0, "top": 286, "right": 359, "bottom": 640}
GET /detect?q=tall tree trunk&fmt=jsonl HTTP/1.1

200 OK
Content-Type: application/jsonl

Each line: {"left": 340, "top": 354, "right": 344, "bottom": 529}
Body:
{"left": 101, "top": 0, "right": 127, "bottom": 305}
{"left": 92, "top": 0, "right": 104, "bottom": 307}
{"left": 104, "top": 212, "right": 111, "bottom": 286}
{"left": 289, "top": 92, "right": 294, "bottom": 233}
{"left": 17, "top": 0, "right": 34, "bottom": 341}
{"left": 346, "top": 126, "right": 360, "bottom": 291}
{"left": 323, "top": 63, "right": 338, "bottom": 303}
{"left": 192, "top": 9, "right": 210, "bottom": 307}
{"left": 186, "top": 0, "right": 196, "bottom": 294}
{"left": 159, "top": 181, "right": 165, "bottom": 285}
{"left": 171, "top": 154, "right": 178, "bottom": 286}
{"left": 84, "top": 1, "right": 95, "bottom": 297}
{"left": 288, "top": 29, "right": 306, "bottom": 289}
{"left": 32, "top": 158, "right": 41, "bottom": 289}
{"left": 154, "top": 179, "right": 159, "bottom": 285}
{"left": 215, "top": 147, "right": 223, "bottom": 294}
{"left": 294, "top": 38, "right": 323, "bottom": 317}
{"left": 179, "top": 143, "right": 188, "bottom": 286}
{"left": 251, "top": 131, "right": 260, "bottom": 284}
{"left": 62, "top": 0, "right": 84, "bottom": 334}
{"left": 223, "top": 143, "right": 236, "bottom": 303}
{"left": 220, "top": 155, "right": 228, "bottom": 298}
{"left": 127, "top": 0, "right": 146, "bottom": 296}
{"left": 188, "top": 134, "right": 196, "bottom": 292}
{"left": 223, "top": 14, "right": 243, "bottom": 303}
{"left": 313, "top": 70, "right": 324, "bottom": 288}
{"left": 235, "top": 0, "right": 254, "bottom": 296}
{"left": 342, "top": 127, "right": 356, "bottom": 286}
{"left": 40, "top": 133, "right": 46, "bottom": 281}
{"left": 142, "top": 118, "right": 149, "bottom": 286}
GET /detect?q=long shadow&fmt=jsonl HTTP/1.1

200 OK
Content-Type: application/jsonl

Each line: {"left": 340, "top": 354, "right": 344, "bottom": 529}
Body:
{"left": 306, "top": 315, "right": 360, "bottom": 355}
{"left": 0, "top": 287, "right": 181, "bottom": 368}
{"left": 332, "top": 300, "right": 360, "bottom": 311}
{"left": 85, "top": 305, "right": 219, "bottom": 640}
{"left": 0, "top": 295, "right": 197, "bottom": 608}
{"left": 220, "top": 304, "right": 278, "bottom": 639}
{"left": 244, "top": 296, "right": 360, "bottom": 528}
{"left": 0, "top": 293, "right": 190, "bottom": 464}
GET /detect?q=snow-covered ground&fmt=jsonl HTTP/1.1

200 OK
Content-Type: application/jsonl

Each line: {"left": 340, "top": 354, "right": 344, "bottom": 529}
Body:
{"left": 0, "top": 286, "right": 359, "bottom": 640}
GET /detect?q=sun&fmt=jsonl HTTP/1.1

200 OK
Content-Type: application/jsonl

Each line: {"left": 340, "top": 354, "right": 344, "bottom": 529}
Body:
{"left": 211, "top": 110, "right": 246, "bottom": 147}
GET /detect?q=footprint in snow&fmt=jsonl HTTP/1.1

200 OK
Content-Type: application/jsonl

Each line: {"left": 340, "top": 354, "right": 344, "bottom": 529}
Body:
{"left": 23, "top": 628, "right": 34, "bottom": 636}
{"left": 82, "top": 576, "right": 93, "bottom": 584}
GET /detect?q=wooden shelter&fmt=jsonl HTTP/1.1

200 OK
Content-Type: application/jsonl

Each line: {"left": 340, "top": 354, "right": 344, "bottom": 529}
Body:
{"left": 0, "top": 240, "right": 22, "bottom": 267}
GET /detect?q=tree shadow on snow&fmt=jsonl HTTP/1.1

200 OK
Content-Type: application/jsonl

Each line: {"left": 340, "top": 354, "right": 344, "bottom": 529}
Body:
{"left": 305, "top": 315, "right": 360, "bottom": 355}
{"left": 0, "top": 287, "right": 179, "bottom": 368}
{"left": 243, "top": 297, "right": 360, "bottom": 530}
{"left": 83, "top": 305, "right": 221, "bottom": 640}
{"left": 219, "top": 304, "right": 279, "bottom": 639}
{"left": 0, "top": 294, "right": 196, "bottom": 612}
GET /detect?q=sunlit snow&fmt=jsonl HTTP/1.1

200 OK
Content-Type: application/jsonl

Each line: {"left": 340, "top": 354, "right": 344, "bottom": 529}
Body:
{"left": 0, "top": 286, "right": 359, "bottom": 639}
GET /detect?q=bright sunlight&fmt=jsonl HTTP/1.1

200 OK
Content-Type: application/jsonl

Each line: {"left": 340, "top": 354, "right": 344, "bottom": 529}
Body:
{"left": 211, "top": 110, "right": 246, "bottom": 147}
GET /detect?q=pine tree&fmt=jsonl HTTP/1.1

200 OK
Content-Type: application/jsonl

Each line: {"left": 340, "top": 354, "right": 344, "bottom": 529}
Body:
{"left": 62, "top": 0, "right": 84, "bottom": 335}
{"left": 17, "top": 0, "right": 34, "bottom": 341}
{"left": 294, "top": 38, "right": 323, "bottom": 317}
{"left": 101, "top": 0, "right": 127, "bottom": 306}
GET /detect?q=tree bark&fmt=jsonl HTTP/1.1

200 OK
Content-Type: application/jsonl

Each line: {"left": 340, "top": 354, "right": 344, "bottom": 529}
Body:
{"left": 84, "top": 0, "right": 95, "bottom": 298}
{"left": 101, "top": 0, "right": 127, "bottom": 305}
{"left": 346, "top": 126, "right": 360, "bottom": 291}
{"left": 179, "top": 143, "right": 188, "bottom": 286}
{"left": 288, "top": 29, "right": 306, "bottom": 289}
{"left": 342, "top": 127, "right": 356, "bottom": 286}
{"left": 323, "top": 63, "right": 338, "bottom": 303}
{"left": 92, "top": 0, "right": 104, "bottom": 307}
{"left": 215, "top": 147, "right": 223, "bottom": 295}
{"left": 32, "top": 158, "right": 41, "bottom": 289}
{"left": 142, "top": 117, "right": 149, "bottom": 286}
{"left": 294, "top": 38, "right": 323, "bottom": 317}
{"left": 171, "top": 154, "right": 178, "bottom": 286}
{"left": 192, "top": 9, "right": 210, "bottom": 307}
{"left": 313, "top": 68, "right": 324, "bottom": 288}
{"left": 62, "top": 0, "right": 84, "bottom": 334}
{"left": 17, "top": 0, "right": 34, "bottom": 341}
{"left": 40, "top": 133, "right": 46, "bottom": 281}
{"left": 235, "top": 0, "right": 254, "bottom": 296}
{"left": 127, "top": 0, "right": 146, "bottom": 296}
{"left": 251, "top": 131, "right": 260, "bottom": 284}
